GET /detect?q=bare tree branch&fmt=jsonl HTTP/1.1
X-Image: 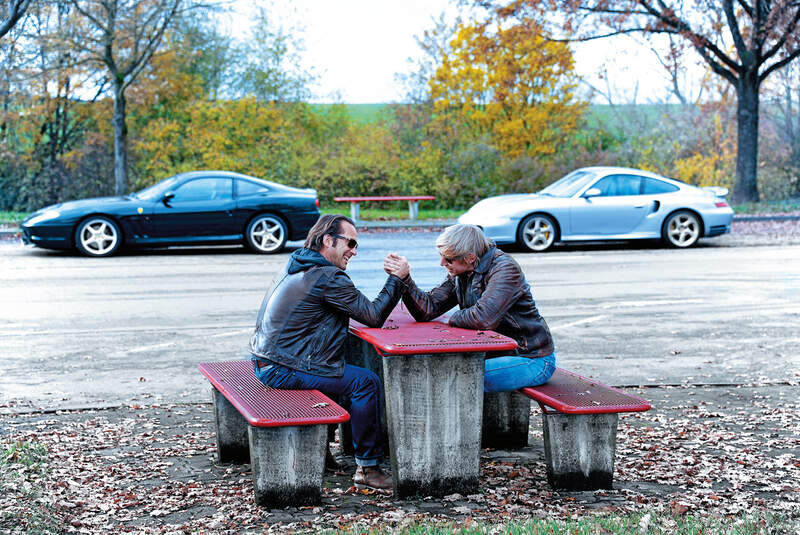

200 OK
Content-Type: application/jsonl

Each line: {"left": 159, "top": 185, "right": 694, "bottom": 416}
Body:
{"left": 0, "top": 0, "right": 32, "bottom": 39}
{"left": 759, "top": 7, "right": 800, "bottom": 64}
{"left": 760, "top": 46, "right": 800, "bottom": 82}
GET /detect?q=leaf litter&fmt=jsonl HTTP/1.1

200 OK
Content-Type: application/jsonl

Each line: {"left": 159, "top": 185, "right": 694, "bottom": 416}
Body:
{"left": 1, "top": 385, "right": 797, "bottom": 534}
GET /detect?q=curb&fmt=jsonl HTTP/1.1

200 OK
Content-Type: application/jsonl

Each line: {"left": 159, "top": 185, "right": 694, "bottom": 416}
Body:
{"left": 732, "top": 214, "right": 800, "bottom": 222}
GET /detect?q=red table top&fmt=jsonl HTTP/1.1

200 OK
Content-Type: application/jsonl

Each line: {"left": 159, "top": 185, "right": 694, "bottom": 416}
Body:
{"left": 350, "top": 303, "right": 518, "bottom": 355}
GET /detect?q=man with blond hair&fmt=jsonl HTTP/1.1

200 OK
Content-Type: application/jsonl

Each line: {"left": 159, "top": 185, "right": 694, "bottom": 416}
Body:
{"left": 385, "top": 224, "right": 555, "bottom": 391}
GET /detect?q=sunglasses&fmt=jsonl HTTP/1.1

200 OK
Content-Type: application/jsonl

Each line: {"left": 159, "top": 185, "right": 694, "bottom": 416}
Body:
{"left": 441, "top": 255, "right": 461, "bottom": 264}
{"left": 331, "top": 233, "right": 358, "bottom": 249}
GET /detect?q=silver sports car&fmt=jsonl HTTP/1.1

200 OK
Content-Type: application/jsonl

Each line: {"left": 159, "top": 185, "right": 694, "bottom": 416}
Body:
{"left": 457, "top": 166, "right": 734, "bottom": 252}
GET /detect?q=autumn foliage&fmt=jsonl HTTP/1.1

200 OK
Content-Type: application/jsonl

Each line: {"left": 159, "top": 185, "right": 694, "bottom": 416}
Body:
{"left": 430, "top": 18, "right": 585, "bottom": 160}
{"left": 2, "top": 2, "right": 799, "bottom": 212}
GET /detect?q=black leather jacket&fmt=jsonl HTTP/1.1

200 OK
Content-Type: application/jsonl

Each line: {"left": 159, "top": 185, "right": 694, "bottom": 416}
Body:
{"left": 402, "top": 246, "right": 554, "bottom": 358}
{"left": 250, "top": 248, "right": 405, "bottom": 377}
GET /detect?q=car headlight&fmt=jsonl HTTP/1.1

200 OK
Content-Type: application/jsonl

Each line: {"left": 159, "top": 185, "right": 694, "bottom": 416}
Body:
{"left": 25, "top": 210, "right": 61, "bottom": 225}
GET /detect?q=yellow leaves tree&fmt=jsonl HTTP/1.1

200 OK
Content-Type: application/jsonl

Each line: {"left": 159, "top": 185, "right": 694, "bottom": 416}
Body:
{"left": 429, "top": 18, "right": 585, "bottom": 160}
{"left": 133, "top": 97, "right": 285, "bottom": 186}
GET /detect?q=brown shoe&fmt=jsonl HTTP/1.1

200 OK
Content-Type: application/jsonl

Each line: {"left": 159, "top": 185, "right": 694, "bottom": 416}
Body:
{"left": 353, "top": 465, "right": 393, "bottom": 491}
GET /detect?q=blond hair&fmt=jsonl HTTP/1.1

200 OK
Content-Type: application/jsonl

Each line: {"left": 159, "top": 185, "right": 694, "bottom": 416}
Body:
{"left": 435, "top": 224, "right": 490, "bottom": 261}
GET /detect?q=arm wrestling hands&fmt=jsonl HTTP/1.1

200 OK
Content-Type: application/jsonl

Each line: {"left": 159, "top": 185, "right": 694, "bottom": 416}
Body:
{"left": 383, "top": 252, "right": 410, "bottom": 279}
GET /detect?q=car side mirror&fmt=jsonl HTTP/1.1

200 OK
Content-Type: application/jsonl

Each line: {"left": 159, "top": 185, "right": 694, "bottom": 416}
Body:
{"left": 583, "top": 188, "right": 602, "bottom": 198}
{"left": 162, "top": 191, "right": 175, "bottom": 205}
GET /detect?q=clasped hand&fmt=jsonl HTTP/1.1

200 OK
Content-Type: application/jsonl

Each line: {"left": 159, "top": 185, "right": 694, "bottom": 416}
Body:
{"left": 383, "top": 252, "right": 410, "bottom": 279}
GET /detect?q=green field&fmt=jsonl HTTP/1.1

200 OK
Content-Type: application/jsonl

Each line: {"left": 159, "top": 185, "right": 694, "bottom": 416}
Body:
{"left": 313, "top": 102, "right": 676, "bottom": 128}
{"left": 309, "top": 103, "right": 394, "bottom": 124}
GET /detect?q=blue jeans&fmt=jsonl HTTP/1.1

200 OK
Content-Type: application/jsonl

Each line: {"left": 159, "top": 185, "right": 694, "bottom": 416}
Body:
{"left": 252, "top": 360, "right": 383, "bottom": 467}
{"left": 484, "top": 351, "right": 556, "bottom": 393}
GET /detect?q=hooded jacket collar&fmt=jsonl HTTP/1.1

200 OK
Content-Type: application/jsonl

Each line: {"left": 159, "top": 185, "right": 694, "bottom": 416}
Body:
{"left": 287, "top": 248, "right": 334, "bottom": 274}
{"left": 473, "top": 245, "right": 498, "bottom": 275}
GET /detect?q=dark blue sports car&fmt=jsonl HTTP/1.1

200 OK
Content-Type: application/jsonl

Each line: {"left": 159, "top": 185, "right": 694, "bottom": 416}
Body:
{"left": 21, "top": 171, "right": 321, "bottom": 257}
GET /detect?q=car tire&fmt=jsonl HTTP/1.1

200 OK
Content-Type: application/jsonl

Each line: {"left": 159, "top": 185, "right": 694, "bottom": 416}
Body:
{"left": 517, "top": 213, "right": 557, "bottom": 252}
{"left": 245, "top": 214, "right": 288, "bottom": 254}
{"left": 74, "top": 216, "right": 122, "bottom": 257}
{"left": 662, "top": 210, "right": 701, "bottom": 248}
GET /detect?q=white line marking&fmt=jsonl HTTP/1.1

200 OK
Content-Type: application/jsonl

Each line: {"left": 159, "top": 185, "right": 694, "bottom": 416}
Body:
{"left": 555, "top": 315, "right": 608, "bottom": 329}
{"left": 210, "top": 329, "right": 252, "bottom": 338}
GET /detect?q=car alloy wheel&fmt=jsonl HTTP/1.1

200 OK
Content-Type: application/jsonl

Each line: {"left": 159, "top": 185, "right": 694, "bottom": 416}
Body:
{"left": 518, "top": 214, "right": 557, "bottom": 252}
{"left": 246, "top": 214, "right": 287, "bottom": 253}
{"left": 663, "top": 210, "right": 701, "bottom": 248}
{"left": 75, "top": 216, "right": 121, "bottom": 257}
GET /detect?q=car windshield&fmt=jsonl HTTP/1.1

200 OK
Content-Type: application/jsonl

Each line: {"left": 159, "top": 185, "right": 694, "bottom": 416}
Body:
{"left": 132, "top": 176, "right": 182, "bottom": 201}
{"left": 539, "top": 170, "right": 598, "bottom": 197}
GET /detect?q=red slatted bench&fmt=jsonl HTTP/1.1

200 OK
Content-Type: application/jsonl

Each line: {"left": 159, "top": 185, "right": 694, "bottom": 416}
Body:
{"left": 333, "top": 195, "right": 435, "bottom": 222}
{"left": 518, "top": 368, "right": 651, "bottom": 491}
{"left": 198, "top": 360, "right": 349, "bottom": 507}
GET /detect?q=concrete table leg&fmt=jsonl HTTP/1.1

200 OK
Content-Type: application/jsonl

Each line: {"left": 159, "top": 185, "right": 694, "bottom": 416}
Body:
{"left": 383, "top": 352, "right": 484, "bottom": 498}
{"left": 482, "top": 392, "right": 530, "bottom": 449}
{"left": 211, "top": 387, "right": 250, "bottom": 463}
{"left": 248, "top": 424, "right": 327, "bottom": 507}
{"left": 541, "top": 412, "right": 618, "bottom": 490}
{"left": 350, "top": 202, "right": 360, "bottom": 222}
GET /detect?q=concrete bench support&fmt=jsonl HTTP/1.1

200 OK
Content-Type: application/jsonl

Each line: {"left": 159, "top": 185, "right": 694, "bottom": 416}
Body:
{"left": 348, "top": 202, "right": 360, "bottom": 222}
{"left": 248, "top": 424, "right": 327, "bottom": 507}
{"left": 211, "top": 388, "right": 250, "bottom": 463}
{"left": 382, "top": 352, "right": 484, "bottom": 498}
{"left": 407, "top": 200, "right": 420, "bottom": 220}
{"left": 541, "top": 412, "right": 618, "bottom": 490}
{"left": 201, "top": 360, "right": 349, "bottom": 508}
{"left": 482, "top": 391, "right": 531, "bottom": 449}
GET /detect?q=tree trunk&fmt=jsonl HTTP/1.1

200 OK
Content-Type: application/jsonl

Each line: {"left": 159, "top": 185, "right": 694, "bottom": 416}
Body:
{"left": 733, "top": 74, "right": 760, "bottom": 203}
{"left": 113, "top": 82, "right": 128, "bottom": 195}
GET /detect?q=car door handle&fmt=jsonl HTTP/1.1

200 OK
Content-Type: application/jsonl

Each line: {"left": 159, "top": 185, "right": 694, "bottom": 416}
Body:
{"left": 634, "top": 204, "right": 647, "bottom": 208}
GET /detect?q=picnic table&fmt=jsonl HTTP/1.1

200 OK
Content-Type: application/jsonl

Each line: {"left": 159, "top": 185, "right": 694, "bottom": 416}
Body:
{"left": 333, "top": 195, "right": 435, "bottom": 222}
{"left": 348, "top": 303, "right": 517, "bottom": 498}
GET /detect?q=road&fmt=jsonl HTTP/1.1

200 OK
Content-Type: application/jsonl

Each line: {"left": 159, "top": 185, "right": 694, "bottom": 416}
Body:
{"left": 1, "top": 234, "right": 798, "bottom": 412}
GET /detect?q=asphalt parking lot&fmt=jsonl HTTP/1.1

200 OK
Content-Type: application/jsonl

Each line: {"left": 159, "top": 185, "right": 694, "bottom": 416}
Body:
{"left": 0, "top": 228, "right": 798, "bottom": 412}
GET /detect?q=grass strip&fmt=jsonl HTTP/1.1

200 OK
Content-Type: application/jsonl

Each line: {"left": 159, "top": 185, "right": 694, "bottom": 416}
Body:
{"left": 327, "top": 510, "right": 795, "bottom": 534}
{"left": 0, "top": 440, "right": 64, "bottom": 534}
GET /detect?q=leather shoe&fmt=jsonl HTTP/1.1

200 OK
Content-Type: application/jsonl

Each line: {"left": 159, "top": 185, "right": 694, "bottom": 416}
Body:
{"left": 353, "top": 465, "right": 393, "bottom": 491}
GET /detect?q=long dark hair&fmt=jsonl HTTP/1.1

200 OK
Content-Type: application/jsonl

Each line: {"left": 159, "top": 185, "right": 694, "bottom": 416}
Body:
{"left": 304, "top": 214, "right": 355, "bottom": 251}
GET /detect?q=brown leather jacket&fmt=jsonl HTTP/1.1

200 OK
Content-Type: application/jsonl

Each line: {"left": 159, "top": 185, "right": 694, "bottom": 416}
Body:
{"left": 401, "top": 246, "right": 554, "bottom": 357}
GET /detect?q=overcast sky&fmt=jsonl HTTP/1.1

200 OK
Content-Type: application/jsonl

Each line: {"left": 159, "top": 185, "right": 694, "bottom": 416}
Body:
{"left": 228, "top": 0, "right": 686, "bottom": 104}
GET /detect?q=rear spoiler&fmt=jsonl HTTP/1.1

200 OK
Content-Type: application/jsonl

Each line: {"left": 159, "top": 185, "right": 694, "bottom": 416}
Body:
{"left": 702, "top": 186, "right": 729, "bottom": 197}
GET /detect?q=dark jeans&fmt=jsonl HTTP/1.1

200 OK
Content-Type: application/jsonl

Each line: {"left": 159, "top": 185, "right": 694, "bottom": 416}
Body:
{"left": 252, "top": 359, "right": 383, "bottom": 467}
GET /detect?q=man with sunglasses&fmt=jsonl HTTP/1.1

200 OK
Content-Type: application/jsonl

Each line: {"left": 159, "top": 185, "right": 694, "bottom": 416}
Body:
{"left": 386, "top": 223, "right": 555, "bottom": 393}
{"left": 250, "top": 214, "right": 408, "bottom": 491}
